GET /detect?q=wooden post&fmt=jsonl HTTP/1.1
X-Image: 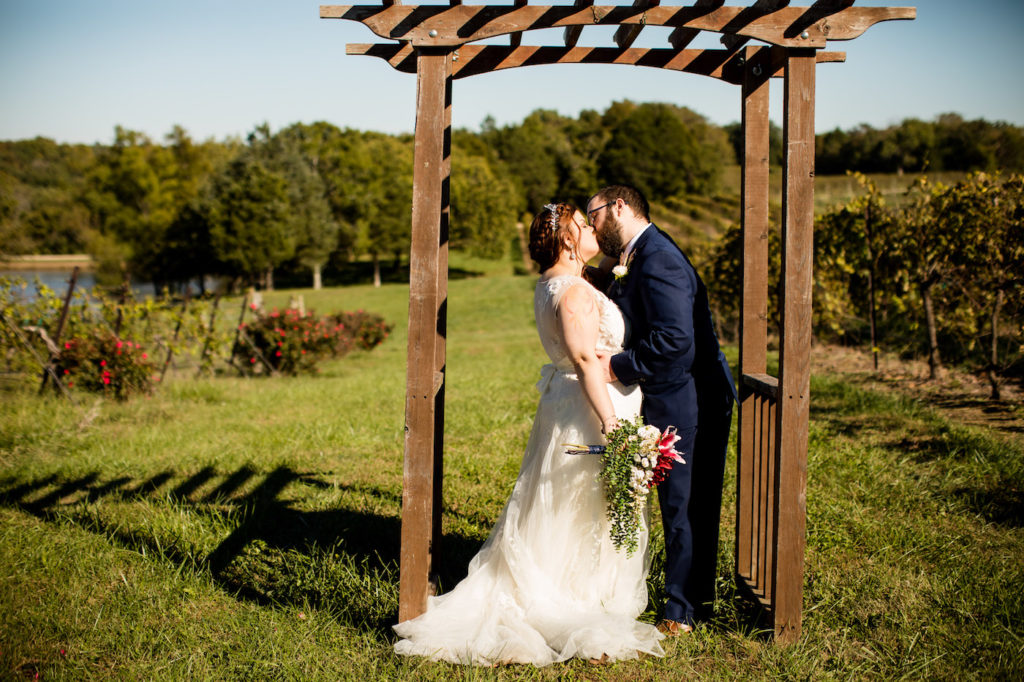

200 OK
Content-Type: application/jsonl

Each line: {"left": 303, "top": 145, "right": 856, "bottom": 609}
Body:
{"left": 40, "top": 266, "right": 79, "bottom": 394}
{"left": 229, "top": 294, "right": 250, "bottom": 377}
{"left": 161, "top": 289, "right": 190, "bottom": 383}
{"left": 398, "top": 46, "right": 451, "bottom": 623}
{"left": 736, "top": 46, "right": 770, "bottom": 587}
{"left": 195, "top": 295, "right": 222, "bottom": 378}
{"left": 113, "top": 276, "right": 130, "bottom": 336}
{"left": 773, "top": 48, "right": 815, "bottom": 643}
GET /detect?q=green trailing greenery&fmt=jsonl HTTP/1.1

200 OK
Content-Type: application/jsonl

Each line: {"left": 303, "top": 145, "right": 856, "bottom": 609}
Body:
{"left": 599, "top": 416, "right": 648, "bottom": 556}
{"left": 1, "top": 272, "right": 1021, "bottom": 679}
{"left": 596, "top": 417, "right": 679, "bottom": 557}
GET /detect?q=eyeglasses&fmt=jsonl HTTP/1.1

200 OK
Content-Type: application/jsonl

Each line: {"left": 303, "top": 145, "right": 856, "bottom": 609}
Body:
{"left": 586, "top": 202, "right": 613, "bottom": 226}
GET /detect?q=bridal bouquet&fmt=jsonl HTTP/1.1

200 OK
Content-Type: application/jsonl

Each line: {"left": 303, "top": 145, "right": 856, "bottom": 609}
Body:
{"left": 566, "top": 418, "right": 685, "bottom": 556}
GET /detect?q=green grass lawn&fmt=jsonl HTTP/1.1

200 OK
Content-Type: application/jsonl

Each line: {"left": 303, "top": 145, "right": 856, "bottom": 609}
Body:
{"left": 1, "top": 269, "right": 1022, "bottom": 680}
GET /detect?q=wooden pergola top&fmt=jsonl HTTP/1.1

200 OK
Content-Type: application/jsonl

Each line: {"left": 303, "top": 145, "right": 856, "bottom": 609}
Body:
{"left": 321, "top": 1, "right": 916, "bottom": 49}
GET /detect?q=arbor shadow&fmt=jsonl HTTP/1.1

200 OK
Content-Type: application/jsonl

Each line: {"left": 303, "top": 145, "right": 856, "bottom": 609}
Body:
{"left": 809, "top": 379, "right": 1024, "bottom": 527}
{"left": 0, "top": 465, "right": 485, "bottom": 636}
{"left": 885, "top": 433, "right": 1024, "bottom": 528}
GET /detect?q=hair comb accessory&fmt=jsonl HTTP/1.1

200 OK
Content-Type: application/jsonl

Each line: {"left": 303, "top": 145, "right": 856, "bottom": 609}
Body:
{"left": 543, "top": 203, "right": 559, "bottom": 231}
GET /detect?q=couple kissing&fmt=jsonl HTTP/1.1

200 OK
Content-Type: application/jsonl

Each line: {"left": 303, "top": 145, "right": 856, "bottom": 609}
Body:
{"left": 394, "top": 184, "right": 736, "bottom": 666}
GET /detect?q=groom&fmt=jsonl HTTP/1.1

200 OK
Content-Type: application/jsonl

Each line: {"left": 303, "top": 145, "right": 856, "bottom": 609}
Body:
{"left": 589, "top": 184, "right": 736, "bottom": 634}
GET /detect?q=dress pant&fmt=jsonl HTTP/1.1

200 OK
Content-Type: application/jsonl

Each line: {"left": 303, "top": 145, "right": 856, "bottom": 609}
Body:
{"left": 686, "top": 403, "right": 732, "bottom": 622}
{"left": 656, "top": 424, "right": 698, "bottom": 625}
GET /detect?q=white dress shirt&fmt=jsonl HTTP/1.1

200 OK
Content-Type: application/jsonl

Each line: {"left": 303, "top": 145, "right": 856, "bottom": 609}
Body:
{"left": 621, "top": 223, "right": 652, "bottom": 263}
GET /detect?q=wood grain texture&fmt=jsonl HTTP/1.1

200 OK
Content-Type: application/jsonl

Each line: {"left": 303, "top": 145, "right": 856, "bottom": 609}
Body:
{"left": 772, "top": 47, "right": 814, "bottom": 643}
{"left": 563, "top": 0, "right": 593, "bottom": 47}
{"left": 346, "top": 43, "right": 844, "bottom": 83}
{"left": 322, "top": 4, "right": 915, "bottom": 48}
{"left": 398, "top": 47, "right": 452, "bottom": 623}
{"left": 613, "top": 0, "right": 660, "bottom": 49}
{"left": 736, "top": 387, "right": 755, "bottom": 580}
{"left": 740, "top": 47, "right": 770, "bottom": 378}
{"left": 765, "top": 396, "right": 777, "bottom": 604}
{"left": 735, "top": 54, "right": 770, "bottom": 594}
{"left": 751, "top": 392, "right": 763, "bottom": 589}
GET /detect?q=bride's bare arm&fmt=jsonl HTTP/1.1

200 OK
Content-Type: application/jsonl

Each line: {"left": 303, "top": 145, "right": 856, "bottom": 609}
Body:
{"left": 557, "top": 283, "right": 619, "bottom": 435}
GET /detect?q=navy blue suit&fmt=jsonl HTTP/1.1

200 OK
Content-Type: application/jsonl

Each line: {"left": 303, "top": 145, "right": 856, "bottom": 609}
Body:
{"left": 607, "top": 225, "right": 736, "bottom": 625}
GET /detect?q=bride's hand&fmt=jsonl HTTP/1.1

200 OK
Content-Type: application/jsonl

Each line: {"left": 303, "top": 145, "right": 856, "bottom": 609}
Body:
{"left": 601, "top": 416, "right": 619, "bottom": 435}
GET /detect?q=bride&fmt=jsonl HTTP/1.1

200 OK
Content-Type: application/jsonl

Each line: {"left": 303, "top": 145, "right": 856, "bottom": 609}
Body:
{"left": 393, "top": 202, "right": 665, "bottom": 666}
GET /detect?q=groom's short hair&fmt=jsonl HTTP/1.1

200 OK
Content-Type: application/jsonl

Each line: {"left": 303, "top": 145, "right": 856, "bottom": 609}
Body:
{"left": 595, "top": 185, "right": 650, "bottom": 222}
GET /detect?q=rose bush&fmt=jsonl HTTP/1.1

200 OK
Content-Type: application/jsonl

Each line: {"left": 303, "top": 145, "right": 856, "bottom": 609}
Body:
{"left": 232, "top": 308, "right": 393, "bottom": 376}
{"left": 54, "top": 330, "right": 155, "bottom": 401}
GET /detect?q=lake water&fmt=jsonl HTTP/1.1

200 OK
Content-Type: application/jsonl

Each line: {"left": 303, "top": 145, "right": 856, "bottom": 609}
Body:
{"left": 1, "top": 269, "right": 204, "bottom": 302}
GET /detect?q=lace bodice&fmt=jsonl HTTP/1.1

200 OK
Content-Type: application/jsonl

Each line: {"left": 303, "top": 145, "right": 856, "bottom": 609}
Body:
{"left": 534, "top": 275, "right": 626, "bottom": 371}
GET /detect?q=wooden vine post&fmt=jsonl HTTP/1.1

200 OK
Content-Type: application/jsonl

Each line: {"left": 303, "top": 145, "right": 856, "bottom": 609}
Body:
{"left": 322, "top": 0, "right": 915, "bottom": 640}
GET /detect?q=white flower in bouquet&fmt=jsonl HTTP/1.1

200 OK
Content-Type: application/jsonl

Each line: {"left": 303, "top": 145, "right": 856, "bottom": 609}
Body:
{"left": 638, "top": 425, "right": 661, "bottom": 440}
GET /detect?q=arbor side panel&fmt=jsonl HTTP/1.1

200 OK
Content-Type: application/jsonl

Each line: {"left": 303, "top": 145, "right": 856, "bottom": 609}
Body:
{"left": 736, "top": 52, "right": 771, "bottom": 587}
{"left": 773, "top": 48, "right": 815, "bottom": 643}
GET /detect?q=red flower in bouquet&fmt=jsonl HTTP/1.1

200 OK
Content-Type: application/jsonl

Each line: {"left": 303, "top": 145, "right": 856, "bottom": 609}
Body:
{"left": 649, "top": 427, "right": 685, "bottom": 487}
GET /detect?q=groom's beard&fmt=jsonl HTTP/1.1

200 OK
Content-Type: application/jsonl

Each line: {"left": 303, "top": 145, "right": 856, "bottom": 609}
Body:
{"left": 597, "top": 215, "right": 625, "bottom": 257}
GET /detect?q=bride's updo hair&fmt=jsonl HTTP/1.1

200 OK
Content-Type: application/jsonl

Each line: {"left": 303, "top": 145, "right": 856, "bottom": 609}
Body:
{"left": 529, "top": 202, "right": 579, "bottom": 272}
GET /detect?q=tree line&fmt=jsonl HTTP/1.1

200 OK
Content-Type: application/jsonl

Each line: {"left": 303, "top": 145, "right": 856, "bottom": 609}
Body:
{"left": 0, "top": 101, "right": 732, "bottom": 290}
{"left": 11, "top": 107, "right": 1018, "bottom": 289}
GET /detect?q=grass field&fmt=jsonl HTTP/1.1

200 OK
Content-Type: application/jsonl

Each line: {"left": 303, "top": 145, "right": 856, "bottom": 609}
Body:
{"left": 2, "top": 266, "right": 1022, "bottom": 680}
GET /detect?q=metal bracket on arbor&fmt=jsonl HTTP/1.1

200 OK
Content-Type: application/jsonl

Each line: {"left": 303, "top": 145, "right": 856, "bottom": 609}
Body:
{"left": 321, "top": 0, "right": 915, "bottom": 642}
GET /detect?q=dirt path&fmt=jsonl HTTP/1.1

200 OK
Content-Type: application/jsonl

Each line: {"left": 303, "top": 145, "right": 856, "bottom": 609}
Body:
{"left": 811, "top": 344, "right": 1024, "bottom": 446}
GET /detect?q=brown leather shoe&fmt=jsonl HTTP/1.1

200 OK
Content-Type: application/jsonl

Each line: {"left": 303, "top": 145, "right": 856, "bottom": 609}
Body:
{"left": 656, "top": 619, "right": 694, "bottom": 636}
{"left": 588, "top": 653, "right": 610, "bottom": 665}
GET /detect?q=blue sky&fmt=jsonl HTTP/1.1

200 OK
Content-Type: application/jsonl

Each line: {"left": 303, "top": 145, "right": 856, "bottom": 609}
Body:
{"left": 1, "top": 0, "right": 1021, "bottom": 145}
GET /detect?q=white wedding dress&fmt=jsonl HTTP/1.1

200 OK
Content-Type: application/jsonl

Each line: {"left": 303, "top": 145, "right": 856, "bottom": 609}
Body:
{"left": 393, "top": 275, "right": 665, "bottom": 666}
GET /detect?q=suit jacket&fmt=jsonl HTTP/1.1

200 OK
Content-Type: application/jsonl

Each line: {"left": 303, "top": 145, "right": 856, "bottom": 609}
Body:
{"left": 607, "top": 225, "right": 736, "bottom": 430}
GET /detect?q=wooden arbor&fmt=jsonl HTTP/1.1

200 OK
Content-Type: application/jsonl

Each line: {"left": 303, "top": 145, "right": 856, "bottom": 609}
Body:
{"left": 321, "top": 1, "right": 914, "bottom": 641}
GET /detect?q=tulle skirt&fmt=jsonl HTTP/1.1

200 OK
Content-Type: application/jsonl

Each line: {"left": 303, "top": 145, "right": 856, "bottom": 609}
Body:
{"left": 393, "top": 369, "right": 665, "bottom": 666}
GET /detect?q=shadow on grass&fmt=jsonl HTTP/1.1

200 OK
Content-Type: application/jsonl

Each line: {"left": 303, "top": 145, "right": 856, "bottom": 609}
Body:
{"left": 0, "top": 465, "right": 485, "bottom": 638}
{"left": 809, "top": 377, "right": 1024, "bottom": 528}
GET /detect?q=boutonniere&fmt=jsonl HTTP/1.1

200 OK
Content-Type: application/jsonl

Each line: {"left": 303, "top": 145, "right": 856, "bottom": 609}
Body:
{"left": 612, "top": 252, "right": 635, "bottom": 281}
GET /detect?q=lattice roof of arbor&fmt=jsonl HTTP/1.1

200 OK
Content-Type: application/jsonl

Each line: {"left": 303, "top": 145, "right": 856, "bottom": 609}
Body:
{"left": 322, "top": 1, "right": 915, "bottom": 83}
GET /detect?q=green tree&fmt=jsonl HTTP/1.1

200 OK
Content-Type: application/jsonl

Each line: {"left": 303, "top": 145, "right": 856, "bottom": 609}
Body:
{"left": 318, "top": 130, "right": 412, "bottom": 287}
{"left": 704, "top": 220, "right": 781, "bottom": 342}
{"left": 205, "top": 153, "right": 293, "bottom": 290}
{"left": 0, "top": 138, "right": 97, "bottom": 257}
{"left": 450, "top": 149, "right": 518, "bottom": 259}
{"left": 83, "top": 127, "right": 174, "bottom": 281}
{"left": 724, "top": 120, "right": 783, "bottom": 168}
{"left": 483, "top": 110, "right": 567, "bottom": 211}
{"left": 249, "top": 124, "right": 340, "bottom": 290}
{"left": 597, "top": 102, "right": 728, "bottom": 201}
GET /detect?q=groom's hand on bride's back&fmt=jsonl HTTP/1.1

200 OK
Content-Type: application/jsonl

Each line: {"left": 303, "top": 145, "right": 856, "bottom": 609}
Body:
{"left": 596, "top": 352, "right": 617, "bottom": 383}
